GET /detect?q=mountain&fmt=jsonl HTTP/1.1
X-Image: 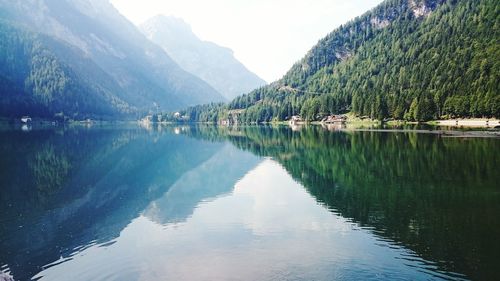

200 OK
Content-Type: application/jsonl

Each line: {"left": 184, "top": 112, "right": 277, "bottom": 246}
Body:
{"left": 182, "top": 0, "right": 499, "bottom": 122}
{"left": 140, "top": 15, "right": 266, "bottom": 101}
{"left": 0, "top": 0, "right": 225, "bottom": 119}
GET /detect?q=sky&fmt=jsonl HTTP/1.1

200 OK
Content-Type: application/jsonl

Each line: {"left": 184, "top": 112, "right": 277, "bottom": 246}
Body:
{"left": 110, "top": 0, "right": 383, "bottom": 83}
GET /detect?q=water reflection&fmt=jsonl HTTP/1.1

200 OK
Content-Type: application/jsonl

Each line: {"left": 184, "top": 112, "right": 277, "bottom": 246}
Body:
{"left": 0, "top": 124, "right": 498, "bottom": 281}
{"left": 0, "top": 126, "right": 231, "bottom": 280}
{"left": 183, "top": 125, "right": 500, "bottom": 280}
{"left": 143, "top": 144, "right": 261, "bottom": 225}
{"left": 34, "top": 160, "right": 453, "bottom": 281}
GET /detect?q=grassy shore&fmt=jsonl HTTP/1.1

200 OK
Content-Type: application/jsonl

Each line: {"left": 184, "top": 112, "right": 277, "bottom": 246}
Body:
{"left": 432, "top": 118, "right": 499, "bottom": 128}
{"left": 256, "top": 116, "right": 500, "bottom": 129}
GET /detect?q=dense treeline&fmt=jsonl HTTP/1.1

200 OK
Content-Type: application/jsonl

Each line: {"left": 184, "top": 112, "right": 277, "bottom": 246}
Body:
{"left": 0, "top": 22, "right": 131, "bottom": 119}
{"left": 181, "top": 103, "right": 228, "bottom": 123}
{"left": 183, "top": 0, "right": 499, "bottom": 122}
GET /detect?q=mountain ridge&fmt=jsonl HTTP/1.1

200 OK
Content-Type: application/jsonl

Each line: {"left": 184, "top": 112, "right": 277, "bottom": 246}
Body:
{"left": 140, "top": 15, "right": 267, "bottom": 101}
{"left": 180, "top": 0, "right": 499, "bottom": 122}
{"left": 0, "top": 0, "right": 225, "bottom": 119}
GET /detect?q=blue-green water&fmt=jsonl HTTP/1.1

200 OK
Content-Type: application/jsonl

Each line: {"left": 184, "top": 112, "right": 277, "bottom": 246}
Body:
{"left": 0, "top": 124, "right": 499, "bottom": 280}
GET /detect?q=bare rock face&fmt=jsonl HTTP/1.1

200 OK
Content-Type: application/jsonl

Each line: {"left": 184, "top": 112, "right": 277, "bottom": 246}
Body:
{"left": 409, "top": 0, "right": 433, "bottom": 18}
{"left": 370, "top": 17, "right": 391, "bottom": 29}
{"left": 408, "top": 0, "right": 445, "bottom": 20}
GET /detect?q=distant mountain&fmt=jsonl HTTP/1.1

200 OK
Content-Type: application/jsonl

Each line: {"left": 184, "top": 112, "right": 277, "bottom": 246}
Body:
{"left": 182, "top": 0, "right": 499, "bottom": 122}
{"left": 140, "top": 15, "right": 266, "bottom": 101}
{"left": 0, "top": 0, "right": 224, "bottom": 119}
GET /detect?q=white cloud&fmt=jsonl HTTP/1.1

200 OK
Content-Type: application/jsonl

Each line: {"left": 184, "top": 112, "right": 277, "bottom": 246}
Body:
{"left": 110, "top": 0, "right": 383, "bottom": 82}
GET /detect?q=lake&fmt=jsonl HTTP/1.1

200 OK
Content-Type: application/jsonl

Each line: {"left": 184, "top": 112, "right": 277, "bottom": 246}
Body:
{"left": 0, "top": 124, "right": 499, "bottom": 281}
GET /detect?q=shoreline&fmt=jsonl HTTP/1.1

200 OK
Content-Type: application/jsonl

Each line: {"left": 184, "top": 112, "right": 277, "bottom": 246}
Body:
{"left": 431, "top": 118, "right": 499, "bottom": 128}
{"left": 1, "top": 119, "right": 499, "bottom": 138}
{"left": 283, "top": 118, "right": 500, "bottom": 129}
{"left": 338, "top": 128, "right": 500, "bottom": 138}
{"left": 3, "top": 117, "right": 499, "bottom": 130}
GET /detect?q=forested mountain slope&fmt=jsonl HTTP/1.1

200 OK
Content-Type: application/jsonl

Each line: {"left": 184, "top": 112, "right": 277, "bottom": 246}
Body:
{"left": 183, "top": 0, "right": 499, "bottom": 122}
{"left": 0, "top": 22, "right": 130, "bottom": 118}
{"left": 0, "top": 0, "right": 224, "bottom": 119}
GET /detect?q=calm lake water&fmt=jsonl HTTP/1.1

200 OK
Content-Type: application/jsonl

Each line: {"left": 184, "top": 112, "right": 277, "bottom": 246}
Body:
{"left": 0, "top": 124, "right": 499, "bottom": 281}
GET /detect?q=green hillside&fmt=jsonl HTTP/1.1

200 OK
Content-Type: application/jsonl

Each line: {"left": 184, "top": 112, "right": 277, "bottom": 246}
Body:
{"left": 182, "top": 0, "right": 499, "bottom": 122}
{"left": 0, "top": 0, "right": 225, "bottom": 119}
{"left": 0, "top": 22, "right": 130, "bottom": 118}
